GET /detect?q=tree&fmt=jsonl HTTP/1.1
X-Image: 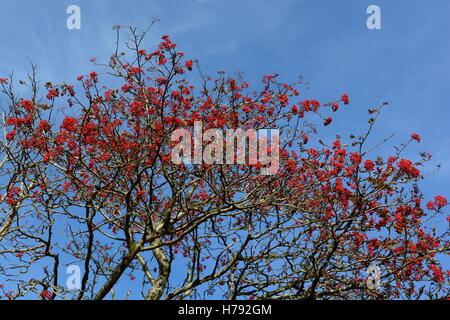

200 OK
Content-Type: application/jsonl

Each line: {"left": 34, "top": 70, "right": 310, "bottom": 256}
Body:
{"left": 0, "top": 26, "right": 448, "bottom": 300}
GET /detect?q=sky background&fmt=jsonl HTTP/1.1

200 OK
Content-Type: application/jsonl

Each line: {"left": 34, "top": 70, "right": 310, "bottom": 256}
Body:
{"left": 0, "top": 0, "right": 449, "bottom": 297}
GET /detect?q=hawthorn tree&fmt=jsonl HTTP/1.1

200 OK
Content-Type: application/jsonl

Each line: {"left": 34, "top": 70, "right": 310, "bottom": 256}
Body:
{"left": 0, "top": 26, "right": 449, "bottom": 300}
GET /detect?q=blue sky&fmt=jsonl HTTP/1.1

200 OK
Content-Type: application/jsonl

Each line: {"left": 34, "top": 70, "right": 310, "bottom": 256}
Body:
{"left": 0, "top": 0, "right": 449, "bottom": 298}
{"left": 1, "top": 0, "right": 449, "bottom": 195}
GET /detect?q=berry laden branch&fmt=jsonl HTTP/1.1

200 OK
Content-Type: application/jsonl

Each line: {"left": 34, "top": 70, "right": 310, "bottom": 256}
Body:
{"left": 0, "top": 26, "right": 448, "bottom": 300}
